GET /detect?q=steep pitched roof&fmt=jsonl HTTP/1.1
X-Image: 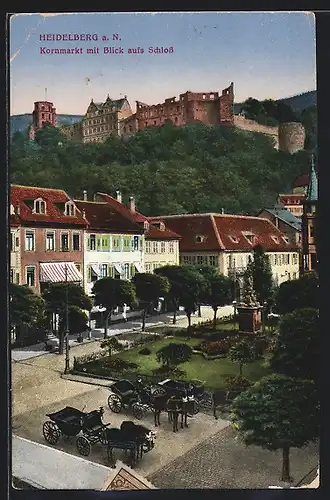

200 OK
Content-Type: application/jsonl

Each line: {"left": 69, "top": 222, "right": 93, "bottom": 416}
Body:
{"left": 306, "top": 163, "right": 318, "bottom": 201}
{"left": 10, "top": 185, "right": 86, "bottom": 226}
{"left": 293, "top": 174, "right": 309, "bottom": 188}
{"left": 152, "top": 213, "right": 298, "bottom": 252}
{"left": 259, "top": 208, "right": 302, "bottom": 231}
{"left": 74, "top": 201, "right": 143, "bottom": 233}
{"left": 96, "top": 193, "right": 181, "bottom": 240}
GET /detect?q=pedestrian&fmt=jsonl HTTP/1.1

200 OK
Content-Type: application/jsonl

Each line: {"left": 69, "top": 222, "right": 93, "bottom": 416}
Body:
{"left": 122, "top": 303, "right": 128, "bottom": 322}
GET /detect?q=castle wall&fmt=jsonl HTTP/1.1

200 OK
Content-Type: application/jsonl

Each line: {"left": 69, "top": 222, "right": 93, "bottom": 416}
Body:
{"left": 234, "top": 116, "right": 279, "bottom": 148}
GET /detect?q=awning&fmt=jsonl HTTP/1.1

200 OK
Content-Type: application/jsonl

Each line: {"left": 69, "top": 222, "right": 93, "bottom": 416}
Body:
{"left": 40, "top": 262, "right": 83, "bottom": 283}
{"left": 114, "top": 263, "right": 124, "bottom": 275}
{"left": 134, "top": 262, "right": 144, "bottom": 273}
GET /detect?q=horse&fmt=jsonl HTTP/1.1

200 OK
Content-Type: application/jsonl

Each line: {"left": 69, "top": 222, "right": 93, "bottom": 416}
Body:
{"left": 152, "top": 394, "right": 197, "bottom": 432}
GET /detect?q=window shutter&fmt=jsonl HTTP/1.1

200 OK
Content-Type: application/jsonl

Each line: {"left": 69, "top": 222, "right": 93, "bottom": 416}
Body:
{"left": 87, "top": 265, "right": 91, "bottom": 282}
{"left": 108, "top": 264, "right": 113, "bottom": 278}
{"left": 130, "top": 263, "right": 135, "bottom": 278}
{"left": 87, "top": 236, "right": 91, "bottom": 251}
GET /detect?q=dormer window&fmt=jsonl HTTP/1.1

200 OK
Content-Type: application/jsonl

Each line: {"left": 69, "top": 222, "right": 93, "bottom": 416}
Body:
{"left": 243, "top": 232, "right": 255, "bottom": 245}
{"left": 144, "top": 221, "right": 150, "bottom": 231}
{"left": 10, "top": 204, "right": 15, "bottom": 215}
{"left": 34, "top": 198, "right": 46, "bottom": 215}
{"left": 195, "top": 235, "right": 205, "bottom": 243}
{"left": 64, "top": 202, "right": 75, "bottom": 217}
{"left": 152, "top": 221, "right": 165, "bottom": 231}
{"left": 271, "top": 235, "right": 280, "bottom": 244}
{"left": 282, "top": 236, "right": 289, "bottom": 244}
{"left": 229, "top": 235, "right": 239, "bottom": 244}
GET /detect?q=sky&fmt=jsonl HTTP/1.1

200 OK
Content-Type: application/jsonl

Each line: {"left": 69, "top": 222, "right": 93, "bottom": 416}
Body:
{"left": 9, "top": 11, "right": 316, "bottom": 115}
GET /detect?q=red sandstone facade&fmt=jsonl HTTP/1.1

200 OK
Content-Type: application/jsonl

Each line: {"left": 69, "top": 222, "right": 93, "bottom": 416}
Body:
{"left": 29, "top": 101, "right": 57, "bottom": 140}
{"left": 120, "top": 83, "right": 234, "bottom": 136}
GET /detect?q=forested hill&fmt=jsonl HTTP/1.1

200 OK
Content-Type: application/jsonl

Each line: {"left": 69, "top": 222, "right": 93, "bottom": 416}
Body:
{"left": 10, "top": 122, "right": 311, "bottom": 217}
{"left": 278, "top": 90, "right": 316, "bottom": 114}
{"left": 10, "top": 114, "right": 84, "bottom": 135}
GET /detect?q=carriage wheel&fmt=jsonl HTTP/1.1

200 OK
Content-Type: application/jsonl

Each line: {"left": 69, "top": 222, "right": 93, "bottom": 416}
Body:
{"left": 152, "top": 387, "right": 166, "bottom": 397}
{"left": 76, "top": 435, "right": 91, "bottom": 456}
{"left": 43, "top": 421, "right": 60, "bottom": 445}
{"left": 108, "top": 394, "right": 122, "bottom": 413}
{"left": 192, "top": 401, "right": 200, "bottom": 415}
{"left": 132, "top": 402, "right": 144, "bottom": 420}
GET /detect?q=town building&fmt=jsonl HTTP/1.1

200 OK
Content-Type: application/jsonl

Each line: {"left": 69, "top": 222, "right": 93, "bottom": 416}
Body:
{"left": 301, "top": 160, "right": 318, "bottom": 273}
{"left": 120, "top": 83, "right": 234, "bottom": 138}
{"left": 257, "top": 207, "right": 302, "bottom": 248}
{"left": 10, "top": 185, "right": 86, "bottom": 294}
{"left": 61, "top": 95, "right": 133, "bottom": 143}
{"left": 29, "top": 101, "right": 57, "bottom": 140}
{"left": 95, "top": 191, "right": 181, "bottom": 272}
{"left": 277, "top": 193, "right": 305, "bottom": 217}
{"left": 292, "top": 173, "right": 309, "bottom": 195}
{"left": 74, "top": 196, "right": 145, "bottom": 296}
{"left": 151, "top": 213, "right": 300, "bottom": 299}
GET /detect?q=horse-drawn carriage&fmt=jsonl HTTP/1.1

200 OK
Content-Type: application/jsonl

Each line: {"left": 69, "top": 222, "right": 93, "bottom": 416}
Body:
{"left": 107, "top": 379, "right": 151, "bottom": 419}
{"left": 42, "top": 406, "right": 110, "bottom": 456}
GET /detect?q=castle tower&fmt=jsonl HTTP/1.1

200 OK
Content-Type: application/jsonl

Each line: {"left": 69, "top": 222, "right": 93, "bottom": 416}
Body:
{"left": 29, "top": 100, "right": 57, "bottom": 140}
{"left": 301, "top": 156, "right": 318, "bottom": 274}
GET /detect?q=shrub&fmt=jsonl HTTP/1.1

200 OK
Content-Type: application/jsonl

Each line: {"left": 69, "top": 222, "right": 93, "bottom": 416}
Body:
{"left": 138, "top": 347, "right": 151, "bottom": 355}
{"left": 251, "top": 335, "right": 269, "bottom": 357}
{"left": 225, "top": 375, "right": 252, "bottom": 400}
{"left": 73, "top": 351, "right": 106, "bottom": 369}
{"left": 104, "top": 358, "right": 138, "bottom": 373}
{"left": 201, "top": 339, "right": 231, "bottom": 356}
{"left": 152, "top": 365, "right": 186, "bottom": 378}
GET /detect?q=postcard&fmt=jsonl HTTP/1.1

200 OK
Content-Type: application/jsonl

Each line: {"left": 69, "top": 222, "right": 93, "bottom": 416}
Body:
{"left": 9, "top": 11, "right": 319, "bottom": 491}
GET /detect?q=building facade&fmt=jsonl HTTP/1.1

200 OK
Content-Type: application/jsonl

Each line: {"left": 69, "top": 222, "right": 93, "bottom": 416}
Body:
{"left": 62, "top": 95, "right": 133, "bottom": 143}
{"left": 10, "top": 185, "right": 85, "bottom": 294}
{"left": 74, "top": 199, "right": 145, "bottom": 296}
{"left": 152, "top": 213, "right": 300, "bottom": 294}
{"left": 302, "top": 161, "right": 318, "bottom": 273}
{"left": 29, "top": 101, "right": 57, "bottom": 140}
{"left": 277, "top": 193, "right": 305, "bottom": 217}
{"left": 257, "top": 208, "right": 302, "bottom": 248}
{"left": 94, "top": 192, "right": 181, "bottom": 272}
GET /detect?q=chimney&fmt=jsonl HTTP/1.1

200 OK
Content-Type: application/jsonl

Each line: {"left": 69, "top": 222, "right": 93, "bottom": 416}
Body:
{"left": 82, "top": 209, "right": 86, "bottom": 219}
{"left": 116, "top": 190, "right": 122, "bottom": 203}
{"left": 129, "top": 196, "right": 136, "bottom": 213}
{"left": 83, "top": 190, "right": 87, "bottom": 201}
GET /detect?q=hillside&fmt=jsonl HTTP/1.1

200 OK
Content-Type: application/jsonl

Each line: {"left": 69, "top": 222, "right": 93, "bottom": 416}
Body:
{"left": 10, "top": 121, "right": 312, "bottom": 217}
{"left": 10, "top": 114, "right": 83, "bottom": 135}
{"left": 234, "top": 90, "right": 316, "bottom": 117}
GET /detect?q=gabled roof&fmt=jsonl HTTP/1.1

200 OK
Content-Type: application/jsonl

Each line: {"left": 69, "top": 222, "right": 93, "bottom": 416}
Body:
{"left": 10, "top": 185, "right": 86, "bottom": 226}
{"left": 96, "top": 193, "right": 181, "bottom": 240}
{"left": 152, "top": 213, "right": 298, "bottom": 252}
{"left": 258, "top": 208, "right": 302, "bottom": 231}
{"left": 74, "top": 200, "right": 143, "bottom": 233}
{"left": 293, "top": 174, "right": 309, "bottom": 188}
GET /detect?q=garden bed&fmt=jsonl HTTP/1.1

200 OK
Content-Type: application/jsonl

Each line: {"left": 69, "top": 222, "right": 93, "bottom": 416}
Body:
{"left": 74, "top": 336, "right": 269, "bottom": 391}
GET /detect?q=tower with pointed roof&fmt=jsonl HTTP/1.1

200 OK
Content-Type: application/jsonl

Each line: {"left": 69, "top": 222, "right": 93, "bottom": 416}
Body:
{"left": 301, "top": 155, "right": 318, "bottom": 274}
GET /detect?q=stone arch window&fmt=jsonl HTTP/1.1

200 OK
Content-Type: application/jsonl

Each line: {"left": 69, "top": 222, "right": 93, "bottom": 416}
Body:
{"left": 64, "top": 201, "right": 75, "bottom": 217}
{"left": 34, "top": 198, "right": 46, "bottom": 215}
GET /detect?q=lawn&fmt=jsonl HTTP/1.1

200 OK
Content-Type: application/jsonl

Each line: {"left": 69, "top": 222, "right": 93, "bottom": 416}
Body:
{"left": 115, "top": 337, "right": 270, "bottom": 391}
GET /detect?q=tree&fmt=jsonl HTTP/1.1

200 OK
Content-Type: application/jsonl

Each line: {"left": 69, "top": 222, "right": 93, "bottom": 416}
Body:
{"left": 34, "top": 123, "right": 67, "bottom": 149}
{"left": 227, "top": 340, "right": 257, "bottom": 376}
{"left": 154, "top": 265, "right": 186, "bottom": 324}
{"left": 176, "top": 267, "right": 207, "bottom": 334}
{"left": 249, "top": 244, "right": 274, "bottom": 307}
{"left": 42, "top": 283, "right": 92, "bottom": 352}
{"left": 204, "top": 274, "right": 233, "bottom": 329}
{"left": 156, "top": 342, "right": 192, "bottom": 368}
{"left": 274, "top": 272, "right": 319, "bottom": 315}
{"left": 269, "top": 308, "right": 319, "bottom": 382}
{"left": 62, "top": 306, "right": 88, "bottom": 335}
{"left": 132, "top": 273, "right": 170, "bottom": 331}
{"left": 100, "top": 336, "right": 123, "bottom": 358}
{"left": 186, "top": 264, "right": 218, "bottom": 316}
{"left": 92, "top": 278, "right": 137, "bottom": 338}
{"left": 10, "top": 284, "right": 45, "bottom": 343}
{"left": 230, "top": 374, "right": 319, "bottom": 482}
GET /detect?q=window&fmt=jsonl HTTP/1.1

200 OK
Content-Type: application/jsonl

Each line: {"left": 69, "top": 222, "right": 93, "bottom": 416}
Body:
{"left": 146, "top": 263, "right": 152, "bottom": 273}
{"left": 61, "top": 233, "right": 69, "bottom": 251}
{"left": 309, "top": 226, "right": 314, "bottom": 238}
{"left": 10, "top": 268, "right": 14, "bottom": 283}
{"left": 73, "top": 233, "right": 80, "bottom": 251}
{"left": 124, "top": 263, "right": 130, "bottom": 280}
{"left": 90, "top": 234, "right": 96, "bottom": 251}
{"left": 229, "top": 236, "right": 239, "bottom": 244}
{"left": 16, "top": 236, "right": 19, "bottom": 247}
{"left": 195, "top": 235, "right": 204, "bottom": 243}
{"left": 271, "top": 235, "right": 279, "bottom": 244}
{"left": 100, "top": 264, "right": 108, "bottom": 278}
{"left": 145, "top": 241, "right": 151, "bottom": 253}
{"left": 160, "top": 242, "right": 166, "bottom": 253}
{"left": 26, "top": 266, "right": 35, "bottom": 286}
{"left": 196, "top": 255, "right": 204, "bottom": 265}
{"left": 209, "top": 255, "right": 217, "bottom": 267}
{"left": 34, "top": 199, "right": 46, "bottom": 214}
{"left": 182, "top": 256, "right": 189, "bottom": 265}
{"left": 46, "top": 232, "right": 55, "bottom": 251}
{"left": 293, "top": 272, "right": 297, "bottom": 279}
{"left": 244, "top": 233, "right": 255, "bottom": 245}
{"left": 25, "top": 231, "right": 35, "bottom": 251}
{"left": 133, "top": 236, "right": 139, "bottom": 251}
{"left": 10, "top": 233, "right": 13, "bottom": 252}
{"left": 152, "top": 241, "right": 158, "bottom": 254}
{"left": 287, "top": 273, "right": 291, "bottom": 280}
{"left": 75, "top": 263, "right": 81, "bottom": 272}
{"left": 64, "top": 202, "right": 75, "bottom": 216}
{"left": 169, "top": 241, "right": 174, "bottom": 254}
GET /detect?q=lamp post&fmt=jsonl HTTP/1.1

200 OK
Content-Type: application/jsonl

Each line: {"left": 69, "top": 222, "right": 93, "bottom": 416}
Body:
{"left": 262, "top": 301, "right": 267, "bottom": 334}
{"left": 64, "top": 263, "right": 70, "bottom": 374}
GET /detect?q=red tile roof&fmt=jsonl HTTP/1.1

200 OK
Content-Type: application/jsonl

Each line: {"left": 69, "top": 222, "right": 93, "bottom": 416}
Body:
{"left": 293, "top": 174, "right": 309, "bottom": 188}
{"left": 10, "top": 185, "right": 87, "bottom": 226}
{"left": 96, "top": 193, "right": 181, "bottom": 240}
{"left": 278, "top": 194, "right": 305, "bottom": 205}
{"left": 74, "top": 200, "right": 143, "bottom": 233}
{"left": 152, "top": 213, "right": 298, "bottom": 252}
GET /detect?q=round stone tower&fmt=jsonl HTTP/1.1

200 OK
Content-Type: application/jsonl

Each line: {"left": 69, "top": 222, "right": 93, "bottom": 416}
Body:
{"left": 278, "top": 122, "right": 305, "bottom": 154}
